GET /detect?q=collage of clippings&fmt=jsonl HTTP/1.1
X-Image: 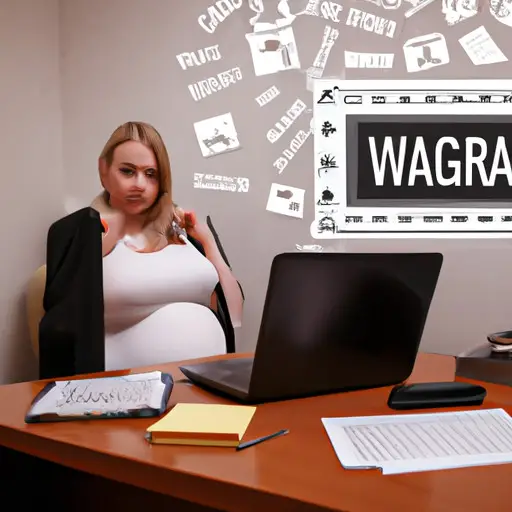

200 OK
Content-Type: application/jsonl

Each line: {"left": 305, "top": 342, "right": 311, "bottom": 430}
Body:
{"left": 176, "top": 16, "right": 247, "bottom": 194}
{"left": 176, "top": 0, "right": 512, "bottom": 241}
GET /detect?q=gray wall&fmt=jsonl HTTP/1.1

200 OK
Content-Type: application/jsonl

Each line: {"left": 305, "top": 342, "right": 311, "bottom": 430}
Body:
{"left": 61, "top": 0, "right": 512, "bottom": 358}
{"left": 0, "top": 0, "right": 63, "bottom": 384}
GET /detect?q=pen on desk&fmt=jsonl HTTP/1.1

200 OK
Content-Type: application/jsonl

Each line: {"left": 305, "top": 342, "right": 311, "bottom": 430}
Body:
{"left": 236, "top": 429, "right": 289, "bottom": 451}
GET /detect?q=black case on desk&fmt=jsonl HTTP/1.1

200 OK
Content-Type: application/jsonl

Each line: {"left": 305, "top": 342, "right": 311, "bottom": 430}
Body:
{"left": 25, "top": 372, "right": 174, "bottom": 423}
{"left": 456, "top": 346, "right": 512, "bottom": 387}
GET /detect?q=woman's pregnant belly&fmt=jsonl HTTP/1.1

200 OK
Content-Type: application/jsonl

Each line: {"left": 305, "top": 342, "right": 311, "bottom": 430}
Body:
{"left": 105, "top": 302, "right": 227, "bottom": 371}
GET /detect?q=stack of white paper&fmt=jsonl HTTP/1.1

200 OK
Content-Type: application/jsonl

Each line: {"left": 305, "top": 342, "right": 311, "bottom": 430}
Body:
{"left": 322, "top": 408, "right": 512, "bottom": 475}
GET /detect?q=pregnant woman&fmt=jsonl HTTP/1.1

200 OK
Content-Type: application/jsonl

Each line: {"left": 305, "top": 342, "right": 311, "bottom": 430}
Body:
{"left": 91, "top": 121, "right": 244, "bottom": 370}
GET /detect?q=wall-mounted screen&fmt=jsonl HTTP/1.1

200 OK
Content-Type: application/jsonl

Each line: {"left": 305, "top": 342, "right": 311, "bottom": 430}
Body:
{"left": 312, "top": 79, "right": 512, "bottom": 238}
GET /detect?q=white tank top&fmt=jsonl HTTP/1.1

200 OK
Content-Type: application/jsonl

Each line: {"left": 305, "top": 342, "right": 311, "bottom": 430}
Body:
{"left": 102, "top": 236, "right": 219, "bottom": 334}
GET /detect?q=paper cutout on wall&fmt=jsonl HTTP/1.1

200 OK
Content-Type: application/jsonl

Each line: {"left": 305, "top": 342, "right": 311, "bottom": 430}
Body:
{"left": 459, "top": 26, "right": 508, "bottom": 66}
{"left": 302, "top": 0, "right": 322, "bottom": 15}
{"left": 248, "top": 0, "right": 301, "bottom": 30}
{"left": 188, "top": 67, "right": 242, "bottom": 102}
{"left": 267, "top": 98, "right": 307, "bottom": 143}
{"left": 303, "top": 1, "right": 344, "bottom": 21}
{"left": 266, "top": 183, "right": 305, "bottom": 219}
{"left": 273, "top": 128, "right": 312, "bottom": 173}
{"left": 255, "top": 85, "right": 281, "bottom": 106}
{"left": 404, "top": 0, "right": 438, "bottom": 18}
{"left": 344, "top": 51, "right": 395, "bottom": 68}
{"left": 248, "top": 0, "right": 265, "bottom": 25}
{"left": 176, "top": 45, "right": 222, "bottom": 70}
{"left": 442, "top": 0, "right": 479, "bottom": 25}
{"left": 198, "top": 0, "right": 243, "bottom": 34}
{"left": 276, "top": 0, "right": 299, "bottom": 26}
{"left": 307, "top": 25, "right": 339, "bottom": 92}
{"left": 403, "top": 33, "right": 450, "bottom": 73}
{"left": 245, "top": 26, "right": 301, "bottom": 76}
{"left": 193, "top": 173, "right": 249, "bottom": 192}
{"left": 359, "top": 0, "right": 403, "bottom": 7}
{"left": 320, "top": 2, "right": 344, "bottom": 21}
{"left": 193, "top": 113, "right": 241, "bottom": 158}
{"left": 381, "top": 0, "right": 402, "bottom": 7}
{"left": 345, "top": 7, "right": 397, "bottom": 38}
{"left": 489, "top": 0, "right": 512, "bottom": 28}
{"left": 295, "top": 244, "right": 324, "bottom": 251}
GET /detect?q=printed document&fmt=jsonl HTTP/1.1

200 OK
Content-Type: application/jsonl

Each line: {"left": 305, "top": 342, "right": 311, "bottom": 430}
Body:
{"left": 322, "top": 408, "right": 512, "bottom": 475}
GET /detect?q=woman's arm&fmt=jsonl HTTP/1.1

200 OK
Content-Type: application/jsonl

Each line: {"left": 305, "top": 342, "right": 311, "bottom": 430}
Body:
{"left": 203, "top": 240, "right": 244, "bottom": 328}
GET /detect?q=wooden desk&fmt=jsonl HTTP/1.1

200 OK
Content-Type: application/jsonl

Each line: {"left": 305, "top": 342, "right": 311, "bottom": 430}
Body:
{"left": 0, "top": 353, "right": 511, "bottom": 512}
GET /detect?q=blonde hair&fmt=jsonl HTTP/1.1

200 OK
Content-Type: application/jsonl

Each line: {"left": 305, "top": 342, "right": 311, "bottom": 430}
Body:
{"left": 93, "top": 121, "right": 183, "bottom": 249}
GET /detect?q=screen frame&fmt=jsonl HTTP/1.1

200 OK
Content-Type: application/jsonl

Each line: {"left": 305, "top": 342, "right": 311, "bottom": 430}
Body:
{"left": 312, "top": 79, "right": 512, "bottom": 239}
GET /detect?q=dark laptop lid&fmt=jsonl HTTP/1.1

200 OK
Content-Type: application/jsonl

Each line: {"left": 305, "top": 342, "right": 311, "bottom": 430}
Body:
{"left": 248, "top": 252, "right": 443, "bottom": 401}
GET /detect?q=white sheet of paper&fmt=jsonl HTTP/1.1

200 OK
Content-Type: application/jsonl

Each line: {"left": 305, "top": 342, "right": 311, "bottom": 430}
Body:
{"left": 30, "top": 371, "right": 166, "bottom": 416}
{"left": 459, "top": 26, "right": 508, "bottom": 66}
{"left": 295, "top": 244, "right": 323, "bottom": 252}
{"left": 193, "top": 112, "right": 241, "bottom": 158}
{"left": 255, "top": 85, "right": 281, "bottom": 107}
{"left": 403, "top": 32, "right": 450, "bottom": 73}
{"left": 193, "top": 173, "right": 250, "bottom": 193}
{"left": 245, "top": 26, "right": 301, "bottom": 77}
{"left": 266, "top": 183, "right": 305, "bottom": 219}
{"left": 323, "top": 408, "right": 512, "bottom": 475}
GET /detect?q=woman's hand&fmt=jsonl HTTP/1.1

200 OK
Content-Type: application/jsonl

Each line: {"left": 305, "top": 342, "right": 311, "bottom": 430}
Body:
{"left": 182, "top": 210, "right": 215, "bottom": 247}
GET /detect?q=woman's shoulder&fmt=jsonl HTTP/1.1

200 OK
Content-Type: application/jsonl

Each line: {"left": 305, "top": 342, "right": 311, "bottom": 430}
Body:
{"left": 90, "top": 192, "right": 111, "bottom": 216}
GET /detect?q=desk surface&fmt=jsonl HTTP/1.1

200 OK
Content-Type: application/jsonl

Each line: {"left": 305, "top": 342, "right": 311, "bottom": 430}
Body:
{"left": 0, "top": 353, "right": 511, "bottom": 512}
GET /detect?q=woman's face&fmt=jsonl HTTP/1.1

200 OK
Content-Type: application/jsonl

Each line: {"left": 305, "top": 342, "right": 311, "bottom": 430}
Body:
{"left": 101, "top": 140, "right": 160, "bottom": 216}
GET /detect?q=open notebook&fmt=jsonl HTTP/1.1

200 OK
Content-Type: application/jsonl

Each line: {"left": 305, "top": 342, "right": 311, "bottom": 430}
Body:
{"left": 146, "top": 403, "right": 257, "bottom": 447}
{"left": 25, "top": 371, "right": 173, "bottom": 423}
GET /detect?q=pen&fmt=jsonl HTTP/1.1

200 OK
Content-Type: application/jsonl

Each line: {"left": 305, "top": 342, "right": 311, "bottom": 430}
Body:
{"left": 236, "top": 429, "right": 289, "bottom": 451}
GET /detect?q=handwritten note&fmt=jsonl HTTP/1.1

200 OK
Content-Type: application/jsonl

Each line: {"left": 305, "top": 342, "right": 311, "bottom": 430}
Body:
{"left": 29, "top": 371, "right": 166, "bottom": 417}
{"left": 459, "top": 26, "right": 508, "bottom": 66}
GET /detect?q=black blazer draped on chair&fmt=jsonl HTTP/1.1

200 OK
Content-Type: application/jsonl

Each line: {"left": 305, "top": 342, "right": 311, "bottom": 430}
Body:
{"left": 39, "top": 207, "right": 241, "bottom": 380}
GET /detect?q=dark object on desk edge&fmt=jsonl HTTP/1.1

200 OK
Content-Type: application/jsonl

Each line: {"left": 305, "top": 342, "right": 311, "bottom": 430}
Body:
{"left": 456, "top": 348, "right": 512, "bottom": 388}
{"left": 387, "top": 382, "right": 487, "bottom": 410}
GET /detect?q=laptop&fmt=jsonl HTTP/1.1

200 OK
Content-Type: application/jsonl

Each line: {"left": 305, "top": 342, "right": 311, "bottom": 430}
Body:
{"left": 180, "top": 252, "right": 443, "bottom": 404}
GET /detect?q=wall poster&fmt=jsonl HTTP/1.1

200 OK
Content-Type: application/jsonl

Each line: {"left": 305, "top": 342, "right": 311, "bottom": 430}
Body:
{"left": 312, "top": 79, "right": 512, "bottom": 239}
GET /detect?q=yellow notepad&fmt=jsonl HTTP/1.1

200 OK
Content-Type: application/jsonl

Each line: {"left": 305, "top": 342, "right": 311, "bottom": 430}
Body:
{"left": 146, "top": 403, "right": 257, "bottom": 447}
